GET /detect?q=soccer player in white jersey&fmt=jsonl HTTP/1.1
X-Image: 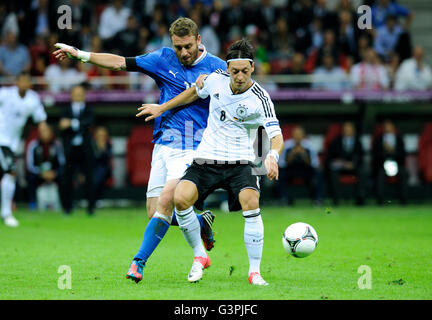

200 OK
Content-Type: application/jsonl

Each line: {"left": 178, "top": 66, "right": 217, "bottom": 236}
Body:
{"left": 53, "top": 18, "right": 225, "bottom": 283}
{"left": 0, "top": 72, "right": 48, "bottom": 227}
{"left": 137, "top": 39, "right": 284, "bottom": 285}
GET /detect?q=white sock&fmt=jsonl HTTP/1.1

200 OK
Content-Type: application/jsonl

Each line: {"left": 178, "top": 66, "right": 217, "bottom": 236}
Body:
{"left": 1, "top": 174, "right": 16, "bottom": 219}
{"left": 175, "top": 206, "right": 206, "bottom": 258}
{"left": 243, "top": 209, "right": 264, "bottom": 276}
{"left": 153, "top": 211, "right": 172, "bottom": 224}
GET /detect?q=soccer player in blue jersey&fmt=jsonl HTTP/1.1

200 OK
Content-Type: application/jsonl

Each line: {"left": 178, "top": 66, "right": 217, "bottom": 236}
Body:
{"left": 53, "top": 18, "right": 226, "bottom": 283}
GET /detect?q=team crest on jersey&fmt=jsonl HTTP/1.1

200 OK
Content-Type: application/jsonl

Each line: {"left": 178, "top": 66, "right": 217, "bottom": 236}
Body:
{"left": 234, "top": 104, "right": 248, "bottom": 122}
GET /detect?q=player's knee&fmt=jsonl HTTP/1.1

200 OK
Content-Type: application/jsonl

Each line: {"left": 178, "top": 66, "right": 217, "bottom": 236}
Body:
{"left": 239, "top": 189, "right": 260, "bottom": 211}
{"left": 173, "top": 191, "right": 191, "bottom": 211}
{"left": 157, "top": 192, "right": 174, "bottom": 215}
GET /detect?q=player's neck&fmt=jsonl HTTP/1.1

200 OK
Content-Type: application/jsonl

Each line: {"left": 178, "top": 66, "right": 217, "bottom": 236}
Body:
{"left": 230, "top": 80, "right": 253, "bottom": 95}
{"left": 18, "top": 89, "right": 27, "bottom": 98}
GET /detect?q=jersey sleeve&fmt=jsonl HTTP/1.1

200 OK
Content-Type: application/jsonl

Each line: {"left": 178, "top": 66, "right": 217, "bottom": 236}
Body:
{"left": 31, "top": 94, "right": 47, "bottom": 123}
{"left": 196, "top": 72, "right": 220, "bottom": 99}
{"left": 255, "top": 88, "right": 282, "bottom": 139}
{"left": 125, "top": 48, "right": 163, "bottom": 75}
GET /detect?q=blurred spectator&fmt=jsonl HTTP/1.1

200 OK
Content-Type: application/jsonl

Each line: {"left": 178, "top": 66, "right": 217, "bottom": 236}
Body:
{"left": 353, "top": 33, "right": 373, "bottom": 63}
{"left": 269, "top": 17, "right": 295, "bottom": 59}
{"left": 278, "top": 126, "right": 323, "bottom": 205}
{"left": 92, "top": 126, "right": 113, "bottom": 203}
{"left": 325, "top": 122, "right": 366, "bottom": 206}
{"left": 59, "top": 85, "right": 95, "bottom": 215}
{"left": 338, "top": 10, "right": 359, "bottom": 58}
{"left": 254, "top": 61, "right": 277, "bottom": 92}
{"left": 313, "top": 29, "right": 342, "bottom": 70}
{"left": 44, "top": 59, "right": 87, "bottom": 93}
{"left": 280, "top": 52, "right": 310, "bottom": 88}
{"left": 308, "top": 17, "right": 324, "bottom": 54}
{"left": 98, "top": 0, "right": 131, "bottom": 41}
{"left": 350, "top": 48, "right": 390, "bottom": 90}
{"left": 1, "top": 8, "right": 19, "bottom": 37}
{"left": 145, "top": 23, "right": 171, "bottom": 52}
{"left": 394, "top": 46, "right": 432, "bottom": 91}
{"left": 29, "top": 35, "right": 49, "bottom": 73}
{"left": 189, "top": 7, "right": 220, "bottom": 56}
{"left": 312, "top": 53, "right": 349, "bottom": 90}
{"left": 70, "top": 0, "right": 92, "bottom": 32}
{"left": 372, "top": 0, "right": 413, "bottom": 29}
{"left": 372, "top": 119, "right": 407, "bottom": 205}
{"left": 0, "top": 30, "right": 31, "bottom": 76}
{"left": 111, "top": 15, "right": 141, "bottom": 56}
{"left": 28, "top": 0, "right": 54, "bottom": 38}
{"left": 288, "top": 0, "right": 314, "bottom": 33}
{"left": 217, "top": 0, "right": 248, "bottom": 43}
{"left": 313, "top": 0, "right": 338, "bottom": 31}
{"left": 26, "top": 123, "right": 66, "bottom": 211}
{"left": 373, "top": 15, "right": 402, "bottom": 63}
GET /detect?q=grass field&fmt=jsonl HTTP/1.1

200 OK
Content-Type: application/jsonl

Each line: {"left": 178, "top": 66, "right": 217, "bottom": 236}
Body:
{"left": 1, "top": 204, "right": 431, "bottom": 300}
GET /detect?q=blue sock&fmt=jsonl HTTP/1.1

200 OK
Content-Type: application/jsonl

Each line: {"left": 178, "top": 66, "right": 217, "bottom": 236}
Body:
{"left": 171, "top": 211, "right": 204, "bottom": 228}
{"left": 134, "top": 217, "right": 170, "bottom": 263}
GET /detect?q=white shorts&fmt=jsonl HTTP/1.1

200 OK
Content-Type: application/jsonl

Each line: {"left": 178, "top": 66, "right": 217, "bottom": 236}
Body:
{"left": 146, "top": 144, "right": 195, "bottom": 198}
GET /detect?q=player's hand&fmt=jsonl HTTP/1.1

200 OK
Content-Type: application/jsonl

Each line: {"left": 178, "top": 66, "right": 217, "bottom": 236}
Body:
{"left": 136, "top": 104, "right": 164, "bottom": 121}
{"left": 265, "top": 155, "right": 279, "bottom": 181}
{"left": 52, "top": 43, "right": 79, "bottom": 61}
{"left": 195, "top": 74, "right": 208, "bottom": 89}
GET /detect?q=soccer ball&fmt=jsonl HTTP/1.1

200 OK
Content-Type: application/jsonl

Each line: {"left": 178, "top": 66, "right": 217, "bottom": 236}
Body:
{"left": 282, "top": 222, "right": 318, "bottom": 258}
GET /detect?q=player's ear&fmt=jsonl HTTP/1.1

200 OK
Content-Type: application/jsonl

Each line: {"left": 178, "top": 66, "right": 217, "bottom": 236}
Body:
{"left": 196, "top": 34, "right": 201, "bottom": 46}
{"left": 251, "top": 62, "right": 255, "bottom": 74}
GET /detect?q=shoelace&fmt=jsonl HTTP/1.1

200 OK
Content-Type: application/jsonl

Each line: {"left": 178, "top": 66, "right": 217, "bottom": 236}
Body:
{"left": 252, "top": 274, "right": 268, "bottom": 285}
{"left": 190, "top": 261, "right": 203, "bottom": 275}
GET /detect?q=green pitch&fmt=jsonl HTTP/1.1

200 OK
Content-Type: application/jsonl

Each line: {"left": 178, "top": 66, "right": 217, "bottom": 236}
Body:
{"left": 0, "top": 205, "right": 431, "bottom": 300}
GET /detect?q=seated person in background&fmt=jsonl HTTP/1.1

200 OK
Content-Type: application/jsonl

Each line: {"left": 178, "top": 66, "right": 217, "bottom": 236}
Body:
{"left": 371, "top": 119, "right": 407, "bottom": 205}
{"left": 278, "top": 126, "right": 323, "bottom": 205}
{"left": 325, "top": 122, "right": 366, "bottom": 206}
{"left": 312, "top": 54, "right": 350, "bottom": 90}
{"left": 350, "top": 48, "right": 390, "bottom": 90}
{"left": 26, "top": 123, "right": 66, "bottom": 210}
{"left": 92, "top": 126, "right": 113, "bottom": 204}
{"left": 394, "top": 46, "right": 432, "bottom": 91}
{"left": 279, "top": 52, "right": 310, "bottom": 89}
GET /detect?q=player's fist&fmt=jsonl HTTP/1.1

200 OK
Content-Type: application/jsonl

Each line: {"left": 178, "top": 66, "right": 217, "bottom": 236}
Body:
{"left": 265, "top": 155, "right": 279, "bottom": 181}
{"left": 195, "top": 74, "right": 208, "bottom": 89}
{"left": 136, "top": 104, "right": 164, "bottom": 121}
{"left": 52, "top": 43, "right": 79, "bottom": 61}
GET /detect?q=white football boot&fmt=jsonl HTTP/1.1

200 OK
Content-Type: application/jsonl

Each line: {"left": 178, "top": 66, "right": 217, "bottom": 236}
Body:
{"left": 188, "top": 254, "right": 210, "bottom": 283}
{"left": 248, "top": 272, "right": 269, "bottom": 286}
{"left": 4, "top": 215, "right": 19, "bottom": 228}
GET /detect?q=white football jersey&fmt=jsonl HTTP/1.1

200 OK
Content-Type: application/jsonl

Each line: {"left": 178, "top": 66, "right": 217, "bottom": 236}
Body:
{"left": 0, "top": 86, "right": 47, "bottom": 153}
{"left": 195, "top": 70, "right": 282, "bottom": 162}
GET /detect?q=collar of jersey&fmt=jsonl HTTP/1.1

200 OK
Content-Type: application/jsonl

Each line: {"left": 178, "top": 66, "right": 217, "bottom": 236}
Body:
{"left": 192, "top": 44, "right": 207, "bottom": 66}
{"left": 230, "top": 80, "right": 256, "bottom": 95}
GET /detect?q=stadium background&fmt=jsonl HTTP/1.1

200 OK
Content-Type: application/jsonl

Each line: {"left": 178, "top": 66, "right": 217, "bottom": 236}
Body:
{"left": 1, "top": 0, "right": 432, "bottom": 206}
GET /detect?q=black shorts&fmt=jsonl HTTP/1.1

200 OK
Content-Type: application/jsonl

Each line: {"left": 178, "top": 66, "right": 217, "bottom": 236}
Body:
{"left": 180, "top": 159, "right": 260, "bottom": 212}
{"left": 0, "top": 146, "right": 16, "bottom": 175}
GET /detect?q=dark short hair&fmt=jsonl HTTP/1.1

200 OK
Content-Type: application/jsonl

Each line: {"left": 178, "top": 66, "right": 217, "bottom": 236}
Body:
{"left": 169, "top": 17, "right": 199, "bottom": 38}
{"left": 225, "top": 39, "right": 254, "bottom": 65}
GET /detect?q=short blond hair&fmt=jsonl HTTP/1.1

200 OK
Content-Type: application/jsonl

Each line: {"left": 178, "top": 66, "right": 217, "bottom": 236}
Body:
{"left": 169, "top": 17, "right": 198, "bottom": 38}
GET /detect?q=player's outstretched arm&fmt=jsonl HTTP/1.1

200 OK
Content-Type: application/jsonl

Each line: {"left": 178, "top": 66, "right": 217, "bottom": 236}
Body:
{"left": 136, "top": 87, "right": 199, "bottom": 121}
{"left": 52, "top": 43, "right": 126, "bottom": 71}
{"left": 265, "top": 134, "right": 284, "bottom": 181}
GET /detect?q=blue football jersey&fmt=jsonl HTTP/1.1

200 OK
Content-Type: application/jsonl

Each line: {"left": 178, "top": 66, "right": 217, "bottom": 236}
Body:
{"left": 133, "top": 47, "right": 226, "bottom": 149}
